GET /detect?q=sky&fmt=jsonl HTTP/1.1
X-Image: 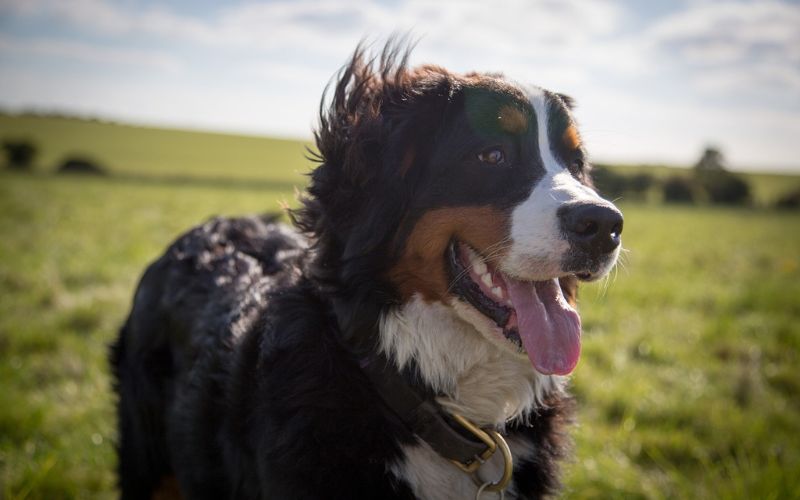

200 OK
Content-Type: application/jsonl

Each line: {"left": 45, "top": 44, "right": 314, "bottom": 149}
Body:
{"left": 0, "top": 0, "right": 798, "bottom": 172}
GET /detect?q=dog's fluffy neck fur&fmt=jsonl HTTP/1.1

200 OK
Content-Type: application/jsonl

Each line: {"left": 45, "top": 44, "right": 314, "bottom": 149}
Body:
{"left": 379, "top": 295, "right": 565, "bottom": 427}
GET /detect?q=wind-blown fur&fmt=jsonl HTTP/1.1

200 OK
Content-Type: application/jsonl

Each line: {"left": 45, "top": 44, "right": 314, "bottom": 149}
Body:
{"left": 111, "top": 42, "right": 597, "bottom": 500}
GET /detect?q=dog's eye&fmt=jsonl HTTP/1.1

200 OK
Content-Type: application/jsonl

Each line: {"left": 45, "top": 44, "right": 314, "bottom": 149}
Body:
{"left": 569, "top": 153, "right": 586, "bottom": 173}
{"left": 478, "top": 148, "right": 505, "bottom": 165}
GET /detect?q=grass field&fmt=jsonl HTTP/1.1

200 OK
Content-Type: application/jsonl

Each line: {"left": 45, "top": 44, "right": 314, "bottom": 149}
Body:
{"left": 1, "top": 115, "right": 799, "bottom": 499}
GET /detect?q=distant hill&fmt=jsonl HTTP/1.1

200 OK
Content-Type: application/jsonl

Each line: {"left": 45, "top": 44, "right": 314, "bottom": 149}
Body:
{"left": 2, "top": 112, "right": 798, "bottom": 205}
{"left": 0, "top": 112, "right": 312, "bottom": 184}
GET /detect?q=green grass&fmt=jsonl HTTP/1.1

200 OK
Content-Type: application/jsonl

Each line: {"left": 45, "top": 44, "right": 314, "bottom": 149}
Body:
{"left": 564, "top": 205, "right": 800, "bottom": 499}
{"left": 0, "top": 172, "right": 301, "bottom": 500}
{"left": 1, "top": 115, "right": 799, "bottom": 499}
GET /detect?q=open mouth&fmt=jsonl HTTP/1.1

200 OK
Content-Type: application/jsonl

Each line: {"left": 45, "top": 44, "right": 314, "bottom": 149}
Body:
{"left": 448, "top": 240, "right": 582, "bottom": 375}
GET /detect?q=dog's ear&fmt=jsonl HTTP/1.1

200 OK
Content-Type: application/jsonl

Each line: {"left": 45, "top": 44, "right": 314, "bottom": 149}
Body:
{"left": 559, "top": 274, "right": 579, "bottom": 308}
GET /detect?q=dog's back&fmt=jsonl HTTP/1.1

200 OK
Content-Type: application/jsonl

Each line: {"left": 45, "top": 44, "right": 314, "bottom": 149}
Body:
{"left": 111, "top": 215, "right": 420, "bottom": 499}
{"left": 111, "top": 215, "right": 306, "bottom": 499}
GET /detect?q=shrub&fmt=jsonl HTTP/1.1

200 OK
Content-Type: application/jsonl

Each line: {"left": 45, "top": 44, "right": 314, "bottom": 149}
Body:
{"left": 591, "top": 165, "right": 628, "bottom": 199}
{"left": 627, "top": 172, "right": 655, "bottom": 200}
{"left": 697, "top": 171, "right": 750, "bottom": 205}
{"left": 2, "top": 139, "right": 37, "bottom": 170}
{"left": 56, "top": 156, "right": 107, "bottom": 176}
{"left": 775, "top": 188, "right": 800, "bottom": 210}
{"left": 663, "top": 176, "right": 697, "bottom": 203}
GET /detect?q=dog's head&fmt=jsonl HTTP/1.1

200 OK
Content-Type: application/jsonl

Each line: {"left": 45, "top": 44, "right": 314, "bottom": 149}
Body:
{"left": 293, "top": 44, "right": 622, "bottom": 377}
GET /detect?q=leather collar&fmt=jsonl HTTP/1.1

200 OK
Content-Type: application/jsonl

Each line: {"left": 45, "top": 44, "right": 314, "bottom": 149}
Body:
{"left": 360, "top": 353, "right": 497, "bottom": 468}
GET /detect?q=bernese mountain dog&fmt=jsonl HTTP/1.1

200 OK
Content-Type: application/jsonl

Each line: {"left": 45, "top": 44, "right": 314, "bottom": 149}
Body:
{"left": 111, "top": 42, "right": 623, "bottom": 500}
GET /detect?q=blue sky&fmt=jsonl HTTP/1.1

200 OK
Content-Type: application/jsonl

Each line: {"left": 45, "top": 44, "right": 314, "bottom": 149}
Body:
{"left": 1, "top": 0, "right": 798, "bottom": 171}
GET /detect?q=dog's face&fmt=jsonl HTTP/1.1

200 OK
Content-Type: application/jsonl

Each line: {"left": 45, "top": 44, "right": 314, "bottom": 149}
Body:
{"left": 386, "top": 74, "right": 623, "bottom": 376}
{"left": 305, "top": 53, "right": 622, "bottom": 378}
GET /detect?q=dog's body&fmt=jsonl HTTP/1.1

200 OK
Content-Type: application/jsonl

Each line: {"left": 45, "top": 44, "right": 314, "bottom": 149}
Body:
{"left": 112, "top": 45, "right": 623, "bottom": 499}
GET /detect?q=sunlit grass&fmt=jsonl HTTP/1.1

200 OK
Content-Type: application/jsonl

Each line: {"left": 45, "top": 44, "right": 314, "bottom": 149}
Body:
{"left": 565, "top": 204, "right": 800, "bottom": 499}
{"left": 0, "top": 172, "right": 300, "bottom": 499}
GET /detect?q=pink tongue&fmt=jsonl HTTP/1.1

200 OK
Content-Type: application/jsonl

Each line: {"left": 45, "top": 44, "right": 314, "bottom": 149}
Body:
{"left": 505, "top": 278, "right": 581, "bottom": 375}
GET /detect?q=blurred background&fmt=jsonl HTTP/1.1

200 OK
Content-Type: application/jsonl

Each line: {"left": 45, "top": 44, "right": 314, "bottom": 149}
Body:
{"left": 1, "top": 0, "right": 798, "bottom": 498}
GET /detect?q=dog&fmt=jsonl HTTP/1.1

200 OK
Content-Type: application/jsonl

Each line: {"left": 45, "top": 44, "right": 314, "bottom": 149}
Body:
{"left": 111, "top": 43, "right": 623, "bottom": 500}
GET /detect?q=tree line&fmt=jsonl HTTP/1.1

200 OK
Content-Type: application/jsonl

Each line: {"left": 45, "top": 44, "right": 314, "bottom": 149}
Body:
{"left": 592, "top": 147, "right": 799, "bottom": 209}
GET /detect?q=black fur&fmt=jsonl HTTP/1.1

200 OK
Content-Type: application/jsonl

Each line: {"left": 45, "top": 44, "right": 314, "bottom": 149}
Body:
{"left": 112, "top": 43, "right": 574, "bottom": 499}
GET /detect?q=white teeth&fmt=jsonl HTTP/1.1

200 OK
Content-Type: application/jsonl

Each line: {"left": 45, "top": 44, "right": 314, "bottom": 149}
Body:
{"left": 491, "top": 286, "right": 504, "bottom": 299}
{"left": 473, "top": 260, "right": 487, "bottom": 275}
{"left": 481, "top": 273, "right": 493, "bottom": 287}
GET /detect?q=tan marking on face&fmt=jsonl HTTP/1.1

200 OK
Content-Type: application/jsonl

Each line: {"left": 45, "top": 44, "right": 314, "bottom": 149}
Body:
{"left": 498, "top": 104, "right": 528, "bottom": 135}
{"left": 563, "top": 124, "right": 581, "bottom": 151}
{"left": 388, "top": 206, "right": 511, "bottom": 301}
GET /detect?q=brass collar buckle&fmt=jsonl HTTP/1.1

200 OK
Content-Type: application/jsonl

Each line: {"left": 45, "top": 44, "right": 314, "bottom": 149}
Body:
{"left": 449, "top": 413, "right": 514, "bottom": 494}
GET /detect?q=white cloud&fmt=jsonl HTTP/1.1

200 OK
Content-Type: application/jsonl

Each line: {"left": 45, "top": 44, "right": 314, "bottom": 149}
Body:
{"left": 0, "top": 0, "right": 134, "bottom": 34}
{"left": 0, "top": 34, "right": 183, "bottom": 72}
{"left": 650, "top": 1, "right": 800, "bottom": 48}
{"left": 694, "top": 63, "right": 800, "bottom": 94}
{"left": 0, "top": 0, "right": 626, "bottom": 56}
{"left": 644, "top": 1, "right": 800, "bottom": 95}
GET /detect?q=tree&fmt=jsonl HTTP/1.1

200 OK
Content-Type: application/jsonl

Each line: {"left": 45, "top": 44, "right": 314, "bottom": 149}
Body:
{"left": 693, "top": 146, "right": 750, "bottom": 206}
{"left": 694, "top": 146, "right": 726, "bottom": 172}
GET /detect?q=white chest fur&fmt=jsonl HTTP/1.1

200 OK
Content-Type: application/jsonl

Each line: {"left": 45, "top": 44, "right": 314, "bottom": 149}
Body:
{"left": 379, "top": 296, "right": 564, "bottom": 425}
{"left": 379, "top": 296, "right": 566, "bottom": 498}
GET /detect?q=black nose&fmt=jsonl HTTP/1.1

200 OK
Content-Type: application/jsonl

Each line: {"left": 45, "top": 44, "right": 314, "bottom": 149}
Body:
{"left": 560, "top": 202, "right": 623, "bottom": 254}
